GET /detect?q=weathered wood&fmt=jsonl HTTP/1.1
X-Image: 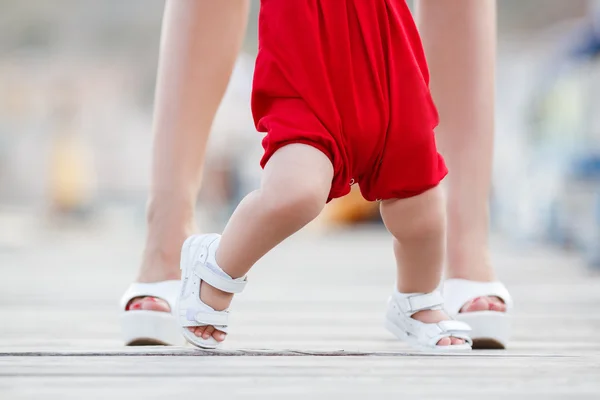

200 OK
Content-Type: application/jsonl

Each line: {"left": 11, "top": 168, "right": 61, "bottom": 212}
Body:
{"left": 0, "top": 225, "right": 599, "bottom": 398}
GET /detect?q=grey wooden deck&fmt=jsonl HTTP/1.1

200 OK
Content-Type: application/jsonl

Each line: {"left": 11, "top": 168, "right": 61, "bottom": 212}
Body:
{"left": 1, "top": 224, "right": 599, "bottom": 399}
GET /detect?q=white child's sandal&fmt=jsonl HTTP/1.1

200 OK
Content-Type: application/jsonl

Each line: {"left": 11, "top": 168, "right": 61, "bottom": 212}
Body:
{"left": 443, "top": 279, "right": 513, "bottom": 349}
{"left": 177, "top": 233, "right": 248, "bottom": 349}
{"left": 120, "top": 280, "right": 185, "bottom": 346}
{"left": 385, "top": 290, "right": 473, "bottom": 352}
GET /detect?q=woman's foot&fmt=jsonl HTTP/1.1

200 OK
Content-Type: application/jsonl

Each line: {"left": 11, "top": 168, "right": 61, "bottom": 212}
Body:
{"left": 120, "top": 279, "right": 184, "bottom": 346}
{"left": 125, "top": 264, "right": 181, "bottom": 314}
{"left": 442, "top": 279, "right": 513, "bottom": 349}
{"left": 460, "top": 296, "right": 507, "bottom": 313}
{"left": 126, "top": 296, "right": 171, "bottom": 312}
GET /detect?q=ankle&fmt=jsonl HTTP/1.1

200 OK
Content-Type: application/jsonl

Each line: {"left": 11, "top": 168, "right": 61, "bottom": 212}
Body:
{"left": 138, "top": 231, "right": 193, "bottom": 282}
{"left": 445, "top": 249, "right": 495, "bottom": 281}
{"left": 395, "top": 283, "right": 440, "bottom": 294}
{"left": 200, "top": 281, "right": 234, "bottom": 311}
{"left": 137, "top": 252, "right": 181, "bottom": 282}
{"left": 138, "top": 203, "right": 198, "bottom": 283}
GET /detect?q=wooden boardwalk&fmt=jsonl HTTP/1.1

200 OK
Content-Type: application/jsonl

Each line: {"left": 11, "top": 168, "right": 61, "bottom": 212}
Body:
{"left": 1, "top": 223, "right": 599, "bottom": 399}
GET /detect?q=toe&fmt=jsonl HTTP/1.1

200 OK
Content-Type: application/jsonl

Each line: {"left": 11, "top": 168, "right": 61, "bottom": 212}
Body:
{"left": 190, "top": 326, "right": 205, "bottom": 337}
{"left": 213, "top": 330, "right": 226, "bottom": 342}
{"left": 436, "top": 337, "right": 451, "bottom": 346}
{"left": 489, "top": 296, "right": 507, "bottom": 312}
{"left": 450, "top": 337, "right": 465, "bottom": 345}
{"left": 127, "top": 299, "right": 143, "bottom": 310}
{"left": 203, "top": 326, "right": 215, "bottom": 340}
{"left": 140, "top": 297, "right": 170, "bottom": 312}
{"left": 460, "top": 297, "right": 490, "bottom": 313}
{"left": 126, "top": 297, "right": 170, "bottom": 312}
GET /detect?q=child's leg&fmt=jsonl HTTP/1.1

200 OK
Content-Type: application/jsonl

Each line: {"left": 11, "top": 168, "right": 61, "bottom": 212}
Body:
{"left": 380, "top": 186, "right": 464, "bottom": 346}
{"left": 191, "top": 143, "right": 333, "bottom": 341}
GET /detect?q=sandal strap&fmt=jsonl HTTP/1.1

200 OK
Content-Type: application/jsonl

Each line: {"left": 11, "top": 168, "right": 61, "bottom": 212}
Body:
{"left": 443, "top": 279, "right": 513, "bottom": 315}
{"left": 425, "top": 321, "right": 473, "bottom": 347}
{"left": 393, "top": 291, "right": 444, "bottom": 315}
{"left": 437, "top": 320, "right": 472, "bottom": 333}
{"left": 180, "top": 307, "right": 230, "bottom": 328}
{"left": 195, "top": 261, "right": 247, "bottom": 294}
{"left": 120, "top": 280, "right": 181, "bottom": 311}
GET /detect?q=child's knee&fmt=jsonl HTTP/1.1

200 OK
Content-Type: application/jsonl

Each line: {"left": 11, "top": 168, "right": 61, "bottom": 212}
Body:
{"left": 261, "top": 182, "right": 327, "bottom": 223}
{"left": 381, "top": 186, "right": 445, "bottom": 241}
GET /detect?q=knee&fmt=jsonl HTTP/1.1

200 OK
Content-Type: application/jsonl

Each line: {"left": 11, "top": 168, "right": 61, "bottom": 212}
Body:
{"left": 260, "top": 182, "right": 327, "bottom": 223}
{"left": 381, "top": 187, "right": 445, "bottom": 241}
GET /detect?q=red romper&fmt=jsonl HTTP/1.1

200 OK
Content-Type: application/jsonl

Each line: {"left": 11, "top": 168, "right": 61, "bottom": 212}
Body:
{"left": 252, "top": 0, "right": 447, "bottom": 202}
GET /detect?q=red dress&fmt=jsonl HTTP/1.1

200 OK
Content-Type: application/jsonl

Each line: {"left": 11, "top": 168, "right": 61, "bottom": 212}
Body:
{"left": 252, "top": 0, "right": 447, "bottom": 201}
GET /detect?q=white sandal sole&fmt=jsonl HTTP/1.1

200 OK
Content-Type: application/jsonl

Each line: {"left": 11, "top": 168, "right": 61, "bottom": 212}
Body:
{"left": 180, "top": 326, "right": 220, "bottom": 349}
{"left": 443, "top": 279, "right": 514, "bottom": 350}
{"left": 385, "top": 319, "right": 472, "bottom": 353}
{"left": 120, "top": 310, "right": 186, "bottom": 346}
{"left": 454, "top": 311, "right": 510, "bottom": 349}
{"left": 119, "top": 280, "right": 185, "bottom": 346}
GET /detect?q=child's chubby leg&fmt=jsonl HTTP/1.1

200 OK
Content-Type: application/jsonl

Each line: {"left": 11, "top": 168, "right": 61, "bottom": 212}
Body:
{"left": 186, "top": 144, "right": 334, "bottom": 343}
{"left": 380, "top": 186, "right": 466, "bottom": 347}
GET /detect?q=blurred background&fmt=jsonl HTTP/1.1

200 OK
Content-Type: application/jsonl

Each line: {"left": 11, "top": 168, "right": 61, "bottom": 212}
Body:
{"left": 1, "top": 0, "right": 600, "bottom": 269}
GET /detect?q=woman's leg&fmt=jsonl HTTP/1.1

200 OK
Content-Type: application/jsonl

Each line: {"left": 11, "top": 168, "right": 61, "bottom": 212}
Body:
{"left": 127, "top": 0, "right": 249, "bottom": 313}
{"left": 416, "top": 0, "right": 506, "bottom": 312}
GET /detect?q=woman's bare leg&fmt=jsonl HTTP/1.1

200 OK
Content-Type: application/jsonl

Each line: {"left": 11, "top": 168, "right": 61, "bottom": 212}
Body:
{"left": 416, "top": 0, "right": 506, "bottom": 312}
{"left": 127, "top": 0, "right": 249, "bottom": 313}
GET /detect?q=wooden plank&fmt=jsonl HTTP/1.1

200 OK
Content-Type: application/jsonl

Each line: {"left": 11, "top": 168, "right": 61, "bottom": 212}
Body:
{"left": 0, "top": 226, "right": 599, "bottom": 398}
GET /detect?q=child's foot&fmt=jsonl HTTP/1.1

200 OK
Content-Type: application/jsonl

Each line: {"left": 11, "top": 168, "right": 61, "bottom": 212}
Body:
{"left": 385, "top": 290, "right": 473, "bottom": 351}
{"left": 411, "top": 309, "right": 465, "bottom": 346}
{"left": 186, "top": 283, "right": 233, "bottom": 342}
{"left": 178, "top": 233, "right": 248, "bottom": 349}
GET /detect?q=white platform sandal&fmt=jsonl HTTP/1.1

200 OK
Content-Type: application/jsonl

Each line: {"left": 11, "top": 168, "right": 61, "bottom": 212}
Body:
{"left": 443, "top": 279, "right": 513, "bottom": 349}
{"left": 119, "top": 280, "right": 186, "bottom": 346}
{"left": 178, "top": 233, "right": 248, "bottom": 349}
{"left": 385, "top": 290, "right": 473, "bottom": 352}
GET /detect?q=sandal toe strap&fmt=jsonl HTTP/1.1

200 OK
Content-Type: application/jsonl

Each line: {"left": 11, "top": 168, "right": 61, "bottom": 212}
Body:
{"left": 422, "top": 320, "right": 473, "bottom": 347}
{"left": 443, "top": 279, "right": 513, "bottom": 315}
{"left": 180, "top": 307, "right": 230, "bottom": 330}
{"left": 120, "top": 280, "right": 181, "bottom": 311}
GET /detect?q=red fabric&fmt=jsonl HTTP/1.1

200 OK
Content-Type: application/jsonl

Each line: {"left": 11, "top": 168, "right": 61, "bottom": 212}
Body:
{"left": 252, "top": 0, "right": 447, "bottom": 201}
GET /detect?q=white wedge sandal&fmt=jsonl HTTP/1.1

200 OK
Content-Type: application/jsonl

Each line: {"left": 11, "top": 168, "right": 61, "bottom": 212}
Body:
{"left": 443, "top": 279, "right": 513, "bottom": 349}
{"left": 120, "top": 280, "right": 186, "bottom": 346}
{"left": 385, "top": 290, "right": 473, "bottom": 352}
{"left": 177, "top": 233, "right": 248, "bottom": 349}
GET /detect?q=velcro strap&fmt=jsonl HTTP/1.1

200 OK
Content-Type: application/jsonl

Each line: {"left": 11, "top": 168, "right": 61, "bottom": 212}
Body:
{"left": 419, "top": 320, "right": 471, "bottom": 341}
{"left": 194, "top": 310, "right": 229, "bottom": 326}
{"left": 196, "top": 262, "right": 247, "bottom": 294}
{"left": 180, "top": 308, "right": 230, "bottom": 327}
{"left": 437, "top": 320, "right": 471, "bottom": 333}
{"left": 399, "top": 292, "right": 444, "bottom": 314}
